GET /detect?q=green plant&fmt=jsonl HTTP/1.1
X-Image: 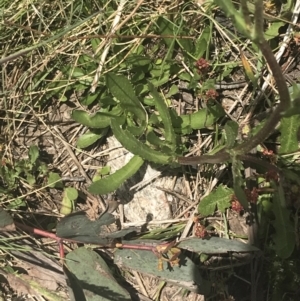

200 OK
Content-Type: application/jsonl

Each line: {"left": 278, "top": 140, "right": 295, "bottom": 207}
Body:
{"left": 0, "top": 145, "right": 77, "bottom": 214}
{"left": 69, "top": 0, "right": 298, "bottom": 254}
{"left": 0, "top": 145, "right": 48, "bottom": 208}
{"left": 1, "top": 0, "right": 300, "bottom": 299}
{"left": 71, "top": 0, "right": 300, "bottom": 297}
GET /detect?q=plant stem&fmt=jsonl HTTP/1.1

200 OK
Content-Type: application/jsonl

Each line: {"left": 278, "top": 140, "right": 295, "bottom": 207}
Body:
{"left": 178, "top": 0, "right": 290, "bottom": 166}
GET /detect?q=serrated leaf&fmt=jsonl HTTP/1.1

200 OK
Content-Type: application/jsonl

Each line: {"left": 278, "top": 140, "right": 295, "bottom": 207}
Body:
{"left": 66, "top": 247, "right": 131, "bottom": 301}
{"left": 224, "top": 120, "right": 239, "bottom": 148}
{"left": 28, "top": 145, "right": 39, "bottom": 164}
{"left": 271, "top": 183, "right": 295, "bottom": 258}
{"left": 198, "top": 185, "right": 233, "bottom": 216}
{"left": 148, "top": 82, "right": 176, "bottom": 150}
{"left": 279, "top": 115, "right": 300, "bottom": 154}
{"left": 105, "top": 73, "right": 146, "bottom": 127}
{"left": 89, "top": 155, "right": 144, "bottom": 194}
{"left": 111, "top": 119, "right": 174, "bottom": 164}
{"left": 7, "top": 198, "right": 26, "bottom": 210}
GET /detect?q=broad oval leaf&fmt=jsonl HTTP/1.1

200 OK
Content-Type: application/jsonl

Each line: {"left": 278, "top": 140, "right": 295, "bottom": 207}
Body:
{"left": 66, "top": 247, "right": 131, "bottom": 301}
{"left": 60, "top": 187, "right": 78, "bottom": 215}
{"left": 114, "top": 247, "right": 210, "bottom": 294}
{"left": 177, "top": 237, "right": 259, "bottom": 254}
{"left": 65, "top": 187, "right": 78, "bottom": 201}
{"left": 47, "top": 172, "right": 63, "bottom": 188}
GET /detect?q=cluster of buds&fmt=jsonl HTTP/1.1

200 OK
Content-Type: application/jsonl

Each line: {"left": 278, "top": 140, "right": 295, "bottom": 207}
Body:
{"left": 244, "top": 187, "right": 259, "bottom": 204}
{"left": 262, "top": 148, "right": 277, "bottom": 163}
{"left": 205, "top": 89, "right": 219, "bottom": 102}
{"left": 231, "top": 195, "right": 244, "bottom": 213}
{"left": 195, "top": 58, "right": 210, "bottom": 75}
{"left": 193, "top": 214, "right": 209, "bottom": 238}
{"left": 194, "top": 58, "right": 219, "bottom": 102}
{"left": 231, "top": 186, "right": 259, "bottom": 213}
{"left": 265, "top": 169, "right": 279, "bottom": 183}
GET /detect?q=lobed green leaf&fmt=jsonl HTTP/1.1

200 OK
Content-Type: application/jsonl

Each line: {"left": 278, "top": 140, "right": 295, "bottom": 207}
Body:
{"left": 198, "top": 185, "right": 233, "bottom": 216}
{"left": 111, "top": 119, "right": 175, "bottom": 164}
{"left": 105, "top": 72, "right": 146, "bottom": 128}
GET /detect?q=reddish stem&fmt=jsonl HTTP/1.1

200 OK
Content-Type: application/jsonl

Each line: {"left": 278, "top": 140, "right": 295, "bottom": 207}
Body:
{"left": 15, "top": 222, "right": 60, "bottom": 241}
{"left": 117, "top": 243, "right": 155, "bottom": 252}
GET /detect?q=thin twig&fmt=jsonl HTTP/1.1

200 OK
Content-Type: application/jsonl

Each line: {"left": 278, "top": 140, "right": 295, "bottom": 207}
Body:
{"left": 90, "top": 0, "right": 127, "bottom": 92}
{"left": 90, "top": 0, "right": 145, "bottom": 92}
